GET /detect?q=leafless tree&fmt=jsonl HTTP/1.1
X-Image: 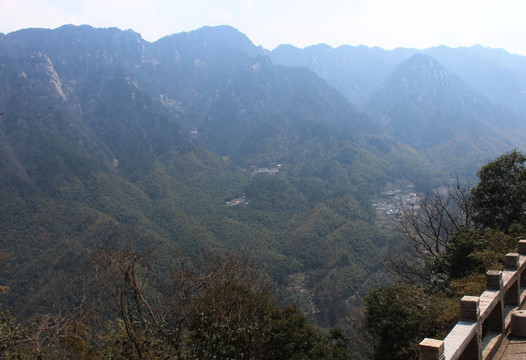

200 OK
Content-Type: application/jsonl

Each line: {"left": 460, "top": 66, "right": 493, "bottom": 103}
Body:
{"left": 0, "top": 295, "right": 93, "bottom": 358}
{"left": 387, "top": 179, "right": 473, "bottom": 290}
{"left": 90, "top": 243, "right": 267, "bottom": 359}
{"left": 91, "top": 243, "right": 181, "bottom": 359}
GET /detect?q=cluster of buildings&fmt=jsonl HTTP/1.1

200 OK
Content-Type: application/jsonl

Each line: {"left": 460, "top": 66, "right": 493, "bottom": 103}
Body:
{"left": 373, "top": 186, "right": 423, "bottom": 215}
{"left": 249, "top": 163, "right": 282, "bottom": 175}
{"left": 225, "top": 196, "right": 247, "bottom": 207}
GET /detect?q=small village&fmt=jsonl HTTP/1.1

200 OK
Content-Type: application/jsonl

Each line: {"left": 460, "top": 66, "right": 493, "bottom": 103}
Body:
{"left": 225, "top": 196, "right": 247, "bottom": 207}
{"left": 372, "top": 181, "right": 423, "bottom": 216}
{"left": 248, "top": 162, "right": 282, "bottom": 175}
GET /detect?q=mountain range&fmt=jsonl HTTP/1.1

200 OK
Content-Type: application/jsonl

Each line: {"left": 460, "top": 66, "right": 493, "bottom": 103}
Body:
{"left": 271, "top": 42, "right": 526, "bottom": 176}
{"left": 0, "top": 24, "right": 525, "bottom": 328}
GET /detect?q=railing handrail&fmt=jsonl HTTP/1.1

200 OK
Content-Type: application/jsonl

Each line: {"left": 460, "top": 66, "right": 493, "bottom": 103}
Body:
{"left": 419, "top": 240, "right": 526, "bottom": 360}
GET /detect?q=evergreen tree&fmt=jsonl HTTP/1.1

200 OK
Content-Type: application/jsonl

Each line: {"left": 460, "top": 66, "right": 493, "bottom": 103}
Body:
{"left": 471, "top": 149, "right": 526, "bottom": 232}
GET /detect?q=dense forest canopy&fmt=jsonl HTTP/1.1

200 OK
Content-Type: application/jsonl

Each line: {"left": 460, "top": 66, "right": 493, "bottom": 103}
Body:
{"left": 1, "top": 24, "right": 526, "bottom": 358}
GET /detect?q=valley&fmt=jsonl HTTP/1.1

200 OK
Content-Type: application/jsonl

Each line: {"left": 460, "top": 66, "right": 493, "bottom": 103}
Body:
{"left": 0, "top": 24, "right": 525, "bottom": 336}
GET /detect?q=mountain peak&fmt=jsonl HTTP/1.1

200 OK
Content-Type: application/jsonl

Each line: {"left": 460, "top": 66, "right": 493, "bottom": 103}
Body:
{"left": 363, "top": 51, "right": 524, "bottom": 163}
{"left": 391, "top": 54, "right": 457, "bottom": 92}
{"left": 161, "top": 25, "right": 261, "bottom": 57}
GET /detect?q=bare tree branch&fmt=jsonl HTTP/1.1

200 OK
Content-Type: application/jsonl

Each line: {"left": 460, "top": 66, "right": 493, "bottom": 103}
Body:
{"left": 387, "top": 179, "right": 473, "bottom": 290}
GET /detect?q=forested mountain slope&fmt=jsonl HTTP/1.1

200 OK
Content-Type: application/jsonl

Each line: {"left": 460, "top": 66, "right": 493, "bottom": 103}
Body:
{"left": 0, "top": 25, "right": 434, "bottom": 326}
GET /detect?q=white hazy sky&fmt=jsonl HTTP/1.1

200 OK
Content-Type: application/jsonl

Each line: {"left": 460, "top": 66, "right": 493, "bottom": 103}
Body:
{"left": 2, "top": 0, "right": 526, "bottom": 55}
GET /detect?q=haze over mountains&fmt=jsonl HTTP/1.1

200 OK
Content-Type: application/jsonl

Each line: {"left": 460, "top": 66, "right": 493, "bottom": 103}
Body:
{"left": 271, "top": 43, "right": 526, "bottom": 176}
{"left": 0, "top": 24, "right": 525, "bottom": 328}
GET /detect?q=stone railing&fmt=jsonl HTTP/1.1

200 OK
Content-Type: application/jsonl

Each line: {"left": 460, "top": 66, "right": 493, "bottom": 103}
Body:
{"left": 419, "top": 239, "right": 526, "bottom": 360}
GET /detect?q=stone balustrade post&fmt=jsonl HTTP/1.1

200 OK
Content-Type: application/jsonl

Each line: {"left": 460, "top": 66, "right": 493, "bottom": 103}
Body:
{"left": 505, "top": 253, "right": 521, "bottom": 306}
{"left": 461, "top": 296, "right": 480, "bottom": 321}
{"left": 519, "top": 240, "right": 526, "bottom": 288}
{"left": 419, "top": 338, "right": 444, "bottom": 360}
{"left": 486, "top": 270, "right": 503, "bottom": 290}
{"left": 505, "top": 253, "right": 520, "bottom": 270}
{"left": 460, "top": 296, "right": 482, "bottom": 359}
{"left": 518, "top": 240, "right": 526, "bottom": 255}
{"left": 486, "top": 270, "right": 505, "bottom": 333}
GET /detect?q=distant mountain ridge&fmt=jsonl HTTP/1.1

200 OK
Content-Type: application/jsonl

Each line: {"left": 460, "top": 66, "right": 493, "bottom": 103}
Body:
{"left": 363, "top": 54, "right": 526, "bottom": 175}
{"left": 270, "top": 42, "right": 526, "bottom": 113}
{"left": 270, "top": 43, "right": 526, "bottom": 176}
{"left": 270, "top": 43, "right": 413, "bottom": 107}
{"left": 366, "top": 53, "right": 522, "bottom": 144}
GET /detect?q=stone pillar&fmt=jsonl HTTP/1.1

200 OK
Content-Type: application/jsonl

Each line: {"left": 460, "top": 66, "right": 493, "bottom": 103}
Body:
{"left": 460, "top": 296, "right": 482, "bottom": 360}
{"left": 419, "top": 338, "right": 444, "bottom": 360}
{"left": 505, "top": 253, "right": 520, "bottom": 270}
{"left": 518, "top": 240, "right": 526, "bottom": 255}
{"left": 485, "top": 270, "right": 505, "bottom": 333}
{"left": 461, "top": 296, "right": 480, "bottom": 321}
{"left": 486, "top": 270, "right": 502, "bottom": 290}
{"left": 519, "top": 241, "right": 526, "bottom": 288}
{"left": 505, "top": 253, "right": 521, "bottom": 306}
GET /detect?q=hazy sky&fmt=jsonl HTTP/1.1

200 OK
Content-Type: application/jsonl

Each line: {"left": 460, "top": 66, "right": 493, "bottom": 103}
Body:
{"left": 2, "top": 0, "right": 526, "bottom": 55}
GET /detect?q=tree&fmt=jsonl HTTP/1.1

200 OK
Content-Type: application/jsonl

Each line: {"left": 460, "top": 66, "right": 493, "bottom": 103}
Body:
{"left": 187, "top": 283, "right": 274, "bottom": 360}
{"left": 364, "top": 285, "right": 432, "bottom": 360}
{"left": 364, "top": 152, "right": 526, "bottom": 360}
{"left": 0, "top": 252, "right": 9, "bottom": 297}
{"left": 90, "top": 244, "right": 267, "bottom": 359}
{"left": 442, "top": 228, "right": 516, "bottom": 280}
{"left": 188, "top": 284, "right": 350, "bottom": 360}
{"left": 470, "top": 149, "right": 526, "bottom": 232}
{"left": 439, "top": 227, "right": 484, "bottom": 279}
{"left": 363, "top": 284, "right": 457, "bottom": 360}
{"left": 91, "top": 244, "right": 173, "bottom": 359}
{"left": 90, "top": 243, "right": 350, "bottom": 359}
{"left": 387, "top": 179, "right": 473, "bottom": 290}
{"left": 0, "top": 296, "right": 94, "bottom": 359}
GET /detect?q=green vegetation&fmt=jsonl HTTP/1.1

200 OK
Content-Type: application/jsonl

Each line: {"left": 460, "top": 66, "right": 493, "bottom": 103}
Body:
{"left": 0, "top": 24, "right": 440, "bottom": 334}
{"left": 364, "top": 285, "right": 457, "bottom": 360}
{"left": 362, "top": 150, "right": 526, "bottom": 359}
{"left": 3, "top": 25, "right": 526, "bottom": 359}
{"left": 471, "top": 149, "right": 526, "bottom": 232}
{"left": 0, "top": 248, "right": 350, "bottom": 359}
